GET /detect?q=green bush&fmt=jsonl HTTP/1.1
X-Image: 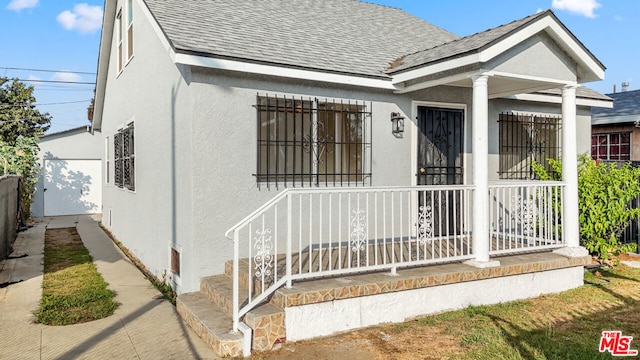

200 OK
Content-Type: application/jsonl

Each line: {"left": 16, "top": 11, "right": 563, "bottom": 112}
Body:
{"left": 0, "top": 136, "right": 39, "bottom": 219}
{"left": 533, "top": 155, "right": 640, "bottom": 259}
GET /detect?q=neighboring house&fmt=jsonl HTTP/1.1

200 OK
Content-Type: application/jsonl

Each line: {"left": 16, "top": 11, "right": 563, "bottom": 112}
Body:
{"left": 591, "top": 88, "right": 640, "bottom": 162}
{"left": 31, "top": 126, "right": 102, "bottom": 217}
{"left": 92, "top": 0, "right": 612, "bottom": 356}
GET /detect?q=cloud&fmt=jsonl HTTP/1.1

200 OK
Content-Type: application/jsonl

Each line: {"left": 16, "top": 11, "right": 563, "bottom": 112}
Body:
{"left": 27, "top": 74, "right": 43, "bottom": 86}
{"left": 51, "top": 71, "right": 82, "bottom": 83}
{"left": 57, "top": 3, "right": 103, "bottom": 33}
{"left": 614, "top": 15, "right": 623, "bottom": 22}
{"left": 552, "top": 0, "right": 601, "bottom": 18}
{"left": 6, "top": 0, "right": 38, "bottom": 11}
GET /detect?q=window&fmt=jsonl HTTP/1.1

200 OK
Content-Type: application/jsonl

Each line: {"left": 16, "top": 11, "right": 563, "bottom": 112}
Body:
{"left": 105, "top": 136, "right": 110, "bottom": 184}
{"left": 255, "top": 95, "right": 372, "bottom": 187}
{"left": 498, "top": 112, "right": 561, "bottom": 179}
{"left": 114, "top": 123, "right": 135, "bottom": 190}
{"left": 592, "top": 133, "right": 631, "bottom": 161}
{"left": 116, "top": 10, "right": 123, "bottom": 72}
{"left": 126, "top": 0, "right": 134, "bottom": 61}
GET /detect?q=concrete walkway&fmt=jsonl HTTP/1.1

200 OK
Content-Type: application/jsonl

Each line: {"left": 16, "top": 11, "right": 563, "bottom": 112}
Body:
{"left": 0, "top": 215, "right": 221, "bottom": 360}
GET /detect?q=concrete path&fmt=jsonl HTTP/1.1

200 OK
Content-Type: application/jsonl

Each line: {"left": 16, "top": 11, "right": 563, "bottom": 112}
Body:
{"left": 0, "top": 215, "right": 221, "bottom": 360}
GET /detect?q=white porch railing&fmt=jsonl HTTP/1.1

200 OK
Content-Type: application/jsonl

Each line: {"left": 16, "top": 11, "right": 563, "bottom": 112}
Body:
{"left": 488, "top": 181, "right": 565, "bottom": 254}
{"left": 225, "top": 182, "right": 566, "bottom": 331}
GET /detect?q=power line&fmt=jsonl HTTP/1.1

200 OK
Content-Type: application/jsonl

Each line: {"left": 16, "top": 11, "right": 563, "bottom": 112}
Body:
{"left": 0, "top": 100, "right": 92, "bottom": 107}
{"left": 0, "top": 67, "right": 96, "bottom": 75}
{"left": 16, "top": 79, "right": 95, "bottom": 85}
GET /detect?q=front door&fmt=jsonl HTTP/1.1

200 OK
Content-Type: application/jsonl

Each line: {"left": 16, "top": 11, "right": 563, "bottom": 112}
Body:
{"left": 416, "top": 106, "right": 464, "bottom": 238}
{"left": 416, "top": 106, "right": 464, "bottom": 185}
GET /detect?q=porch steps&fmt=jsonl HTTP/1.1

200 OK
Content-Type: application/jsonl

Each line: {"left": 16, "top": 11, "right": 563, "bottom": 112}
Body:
{"left": 176, "top": 293, "right": 243, "bottom": 357}
{"left": 177, "top": 273, "right": 286, "bottom": 357}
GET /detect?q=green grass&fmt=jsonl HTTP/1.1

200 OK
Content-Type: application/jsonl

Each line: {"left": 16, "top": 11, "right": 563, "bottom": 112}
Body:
{"left": 35, "top": 227, "right": 118, "bottom": 325}
{"left": 399, "top": 265, "right": 640, "bottom": 360}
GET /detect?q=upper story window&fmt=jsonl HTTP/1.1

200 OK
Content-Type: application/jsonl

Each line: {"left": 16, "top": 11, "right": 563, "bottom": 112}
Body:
{"left": 116, "top": 0, "right": 134, "bottom": 74}
{"left": 114, "top": 123, "right": 135, "bottom": 191}
{"left": 126, "top": 0, "right": 134, "bottom": 61}
{"left": 498, "top": 112, "right": 561, "bottom": 179}
{"left": 116, "top": 10, "right": 123, "bottom": 72}
{"left": 254, "top": 95, "right": 372, "bottom": 187}
{"left": 592, "top": 132, "right": 631, "bottom": 161}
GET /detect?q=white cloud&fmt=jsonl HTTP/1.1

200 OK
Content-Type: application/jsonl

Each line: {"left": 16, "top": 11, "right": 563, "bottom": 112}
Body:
{"left": 27, "top": 74, "right": 43, "bottom": 86}
{"left": 51, "top": 71, "right": 82, "bottom": 83}
{"left": 57, "top": 3, "right": 103, "bottom": 33}
{"left": 6, "top": 0, "right": 38, "bottom": 11}
{"left": 614, "top": 15, "right": 623, "bottom": 22}
{"left": 552, "top": 0, "right": 602, "bottom": 18}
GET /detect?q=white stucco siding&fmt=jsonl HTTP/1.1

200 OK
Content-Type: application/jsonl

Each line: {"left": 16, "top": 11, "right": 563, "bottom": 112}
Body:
{"left": 32, "top": 127, "right": 103, "bottom": 217}
{"left": 487, "top": 32, "right": 577, "bottom": 82}
{"left": 99, "top": 0, "right": 195, "bottom": 292}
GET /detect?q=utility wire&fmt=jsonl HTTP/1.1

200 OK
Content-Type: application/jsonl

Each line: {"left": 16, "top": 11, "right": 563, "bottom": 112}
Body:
{"left": 0, "top": 100, "right": 92, "bottom": 107}
{"left": 16, "top": 79, "right": 95, "bottom": 85}
{"left": 0, "top": 67, "right": 96, "bottom": 75}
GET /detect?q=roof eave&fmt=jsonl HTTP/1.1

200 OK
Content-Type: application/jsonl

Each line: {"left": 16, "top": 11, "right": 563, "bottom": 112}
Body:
{"left": 91, "top": 0, "right": 117, "bottom": 133}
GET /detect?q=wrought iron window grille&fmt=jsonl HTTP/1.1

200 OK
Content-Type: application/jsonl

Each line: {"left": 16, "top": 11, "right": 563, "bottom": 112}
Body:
{"left": 114, "top": 123, "right": 135, "bottom": 191}
{"left": 498, "top": 112, "right": 561, "bottom": 180}
{"left": 254, "top": 94, "right": 372, "bottom": 189}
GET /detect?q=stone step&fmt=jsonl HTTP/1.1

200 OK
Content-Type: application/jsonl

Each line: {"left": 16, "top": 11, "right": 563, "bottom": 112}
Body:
{"left": 196, "top": 275, "right": 286, "bottom": 352}
{"left": 176, "top": 292, "right": 244, "bottom": 357}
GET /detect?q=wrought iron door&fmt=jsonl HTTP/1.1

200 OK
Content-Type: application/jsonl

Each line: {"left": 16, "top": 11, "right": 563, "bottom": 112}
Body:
{"left": 417, "top": 107, "right": 463, "bottom": 185}
{"left": 416, "top": 107, "right": 464, "bottom": 237}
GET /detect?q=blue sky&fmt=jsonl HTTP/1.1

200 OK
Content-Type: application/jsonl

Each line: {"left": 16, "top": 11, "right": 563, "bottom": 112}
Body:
{"left": 1, "top": 0, "right": 638, "bottom": 134}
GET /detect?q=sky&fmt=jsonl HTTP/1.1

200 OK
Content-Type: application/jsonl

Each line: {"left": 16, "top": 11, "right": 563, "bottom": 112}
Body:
{"left": 0, "top": 0, "right": 639, "bottom": 134}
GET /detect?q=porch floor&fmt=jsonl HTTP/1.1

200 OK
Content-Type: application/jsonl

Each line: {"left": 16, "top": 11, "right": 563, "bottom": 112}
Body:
{"left": 264, "top": 251, "right": 590, "bottom": 309}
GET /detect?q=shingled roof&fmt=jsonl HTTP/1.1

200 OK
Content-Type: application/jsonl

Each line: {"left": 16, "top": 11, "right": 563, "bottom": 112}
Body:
{"left": 592, "top": 89, "right": 640, "bottom": 125}
{"left": 388, "top": 9, "right": 604, "bottom": 74}
{"left": 143, "top": 0, "right": 459, "bottom": 78}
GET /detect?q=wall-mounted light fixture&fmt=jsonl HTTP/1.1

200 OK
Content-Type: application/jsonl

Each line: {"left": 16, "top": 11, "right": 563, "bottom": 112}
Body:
{"left": 390, "top": 112, "right": 405, "bottom": 135}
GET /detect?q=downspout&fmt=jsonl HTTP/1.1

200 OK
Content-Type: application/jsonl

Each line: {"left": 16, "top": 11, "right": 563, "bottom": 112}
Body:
{"left": 237, "top": 322, "right": 252, "bottom": 357}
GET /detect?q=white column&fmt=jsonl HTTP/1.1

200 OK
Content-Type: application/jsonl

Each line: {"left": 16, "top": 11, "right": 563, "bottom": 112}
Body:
{"left": 465, "top": 75, "right": 500, "bottom": 268}
{"left": 555, "top": 84, "right": 588, "bottom": 257}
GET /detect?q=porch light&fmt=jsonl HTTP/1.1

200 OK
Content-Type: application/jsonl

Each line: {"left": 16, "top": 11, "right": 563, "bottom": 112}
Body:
{"left": 391, "top": 112, "right": 405, "bottom": 135}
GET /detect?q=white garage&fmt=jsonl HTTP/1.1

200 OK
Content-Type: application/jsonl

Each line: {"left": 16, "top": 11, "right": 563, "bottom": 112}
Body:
{"left": 32, "top": 126, "right": 103, "bottom": 217}
{"left": 43, "top": 159, "right": 102, "bottom": 216}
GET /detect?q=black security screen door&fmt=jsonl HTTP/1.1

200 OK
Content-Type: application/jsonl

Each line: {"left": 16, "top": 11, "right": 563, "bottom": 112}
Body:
{"left": 416, "top": 107, "right": 464, "bottom": 185}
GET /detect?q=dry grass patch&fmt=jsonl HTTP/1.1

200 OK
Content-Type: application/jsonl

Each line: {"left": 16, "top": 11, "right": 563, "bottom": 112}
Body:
{"left": 35, "top": 227, "right": 118, "bottom": 325}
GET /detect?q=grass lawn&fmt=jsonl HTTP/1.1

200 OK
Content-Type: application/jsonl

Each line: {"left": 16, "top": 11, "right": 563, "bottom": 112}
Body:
{"left": 258, "top": 259, "right": 640, "bottom": 359}
{"left": 35, "top": 227, "right": 118, "bottom": 325}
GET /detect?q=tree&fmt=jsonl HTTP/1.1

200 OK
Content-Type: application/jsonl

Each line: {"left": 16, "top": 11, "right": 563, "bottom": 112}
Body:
{"left": 0, "top": 77, "right": 51, "bottom": 144}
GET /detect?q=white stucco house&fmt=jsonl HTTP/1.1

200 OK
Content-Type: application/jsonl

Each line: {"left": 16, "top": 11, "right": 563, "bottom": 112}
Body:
{"left": 31, "top": 126, "right": 103, "bottom": 217}
{"left": 91, "top": 0, "right": 612, "bottom": 356}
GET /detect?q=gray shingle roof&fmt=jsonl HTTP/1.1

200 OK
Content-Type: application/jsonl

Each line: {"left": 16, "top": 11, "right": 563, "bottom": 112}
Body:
{"left": 389, "top": 9, "right": 604, "bottom": 74}
{"left": 142, "top": 0, "right": 459, "bottom": 78}
{"left": 536, "top": 87, "right": 612, "bottom": 101}
{"left": 592, "top": 89, "right": 640, "bottom": 125}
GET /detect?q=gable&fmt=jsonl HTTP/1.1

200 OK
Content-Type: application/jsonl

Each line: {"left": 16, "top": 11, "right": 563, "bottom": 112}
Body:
{"left": 486, "top": 32, "right": 576, "bottom": 82}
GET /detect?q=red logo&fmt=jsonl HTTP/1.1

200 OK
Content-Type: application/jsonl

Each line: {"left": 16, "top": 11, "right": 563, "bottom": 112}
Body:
{"left": 599, "top": 331, "right": 638, "bottom": 356}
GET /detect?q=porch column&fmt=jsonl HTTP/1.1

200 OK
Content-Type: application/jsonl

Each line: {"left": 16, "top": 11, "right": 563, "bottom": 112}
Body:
{"left": 555, "top": 84, "right": 588, "bottom": 257}
{"left": 465, "top": 74, "right": 500, "bottom": 268}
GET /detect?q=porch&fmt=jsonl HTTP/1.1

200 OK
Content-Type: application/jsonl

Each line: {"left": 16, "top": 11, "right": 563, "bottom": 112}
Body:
{"left": 175, "top": 182, "right": 589, "bottom": 357}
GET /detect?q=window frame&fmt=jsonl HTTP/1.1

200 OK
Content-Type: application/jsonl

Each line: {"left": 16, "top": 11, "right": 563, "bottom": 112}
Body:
{"left": 126, "top": 0, "right": 134, "bottom": 62}
{"left": 254, "top": 94, "right": 372, "bottom": 188}
{"left": 116, "top": 9, "right": 123, "bottom": 74}
{"left": 114, "top": 122, "right": 135, "bottom": 191}
{"left": 591, "top": 132, "right": 631, "bottom": 161}
{"left": 498, "top": 112, "right": 562, "bottom": 180}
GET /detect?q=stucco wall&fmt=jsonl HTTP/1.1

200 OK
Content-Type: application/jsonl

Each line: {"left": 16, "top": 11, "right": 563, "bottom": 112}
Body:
{"left": 31, "top": 126, "right": 103, "bottom": 217}
{"left": 0, "top": 175, "right": 20, "bottom": 259}
{"left": 99, "top": 0, "right": 596, "bottom": 293}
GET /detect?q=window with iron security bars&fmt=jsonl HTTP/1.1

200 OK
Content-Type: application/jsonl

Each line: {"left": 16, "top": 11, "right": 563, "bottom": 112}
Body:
{"left": 498, "top": 112, "right": 561, "bottom": 179}
{"left": 113, "top": 123, "right": 135, "bottom": 190}
{"left": 254, "top": 95, "right": 372, "bottom": 187}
